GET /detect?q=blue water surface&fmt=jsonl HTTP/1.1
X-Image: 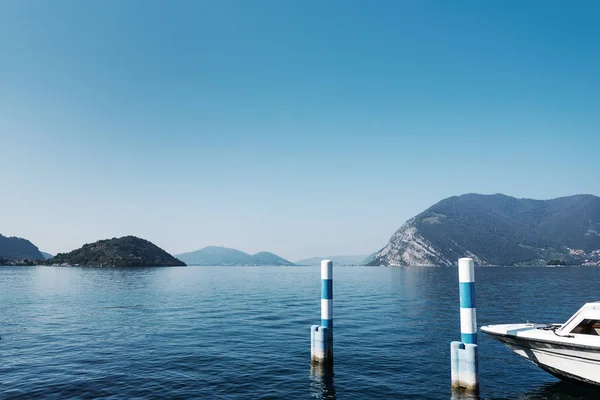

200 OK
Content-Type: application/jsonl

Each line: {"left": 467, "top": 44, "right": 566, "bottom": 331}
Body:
{"left": 1, "top": 265, "right": 600, "bottom": 399}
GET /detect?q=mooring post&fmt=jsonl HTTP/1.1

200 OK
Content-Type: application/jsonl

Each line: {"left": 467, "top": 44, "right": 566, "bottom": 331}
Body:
{"left": 321, "top": 260, "right": 333, "bottom": 358}
{"left": 311, "top": 260, "right": 333, "bottom": 364}
{"left": 451, "top": 257, "right": 479, "bottom": 393}
{"left": 312, "top": 326, "right": 329, "bottom": 362}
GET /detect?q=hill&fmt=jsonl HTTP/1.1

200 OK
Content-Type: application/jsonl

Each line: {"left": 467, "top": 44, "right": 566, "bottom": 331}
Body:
{"left": 249, "top": 251, "right": 295, "bottom": 266}
{"left": 368, "top": 193, "right": 600, "bottom": 266}
{"left": 47, "top": 236, "right": 186, "bottom": 267}
{"left": 176, "top": 246, "right": 295, "bottom": 266}
{"left": 40, "top": 251, "right": 53, "bottom": 259}
{"left": 0, "top": 234, "right": 44, "bottom": 262}
{"left": 295, "top": 254, "right": 374, "bottom": 266}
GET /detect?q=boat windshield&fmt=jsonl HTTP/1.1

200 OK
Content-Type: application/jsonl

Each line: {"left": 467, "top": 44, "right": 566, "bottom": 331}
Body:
{"left": 570, "top": 319, "right": 600, "bottom": 335}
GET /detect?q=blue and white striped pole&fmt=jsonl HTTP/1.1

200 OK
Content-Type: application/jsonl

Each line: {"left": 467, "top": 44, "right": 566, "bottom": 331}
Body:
{"left": 459, "top": 258, "right": 477, "bottom": 345}
{"left": 321, "top": 260, "right": 333, "bottom": 341}
{"left": 451, "top": 257, "right": 479, "bottom": 393}
{"left": 311, "top": 260, "right": 333, "bottom": 364}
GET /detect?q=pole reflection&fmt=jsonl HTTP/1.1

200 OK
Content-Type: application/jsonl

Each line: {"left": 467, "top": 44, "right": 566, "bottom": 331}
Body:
{"left": 451, "top": 387, "right": 480, "bottom": 400}
{"left": 310, "top": 362, "right": 335, "bottom": 400}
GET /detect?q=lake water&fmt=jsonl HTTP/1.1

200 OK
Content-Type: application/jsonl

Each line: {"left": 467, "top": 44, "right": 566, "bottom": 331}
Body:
{"left": 1, "top": 265, "right": 600, "bottom": 399}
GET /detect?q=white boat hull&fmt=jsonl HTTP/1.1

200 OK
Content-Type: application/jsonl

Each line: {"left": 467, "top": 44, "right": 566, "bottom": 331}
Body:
{"left": 483, "top": 324, "right": 600, "bottom": 386}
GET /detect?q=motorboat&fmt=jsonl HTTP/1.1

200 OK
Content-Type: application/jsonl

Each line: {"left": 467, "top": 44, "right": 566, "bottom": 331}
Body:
{"left": 481, "top": 302, "right": 600, "bottom": 386}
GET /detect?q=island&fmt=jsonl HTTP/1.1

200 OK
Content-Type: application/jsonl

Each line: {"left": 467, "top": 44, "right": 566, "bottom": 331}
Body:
{"left": 46, "top": 236, "right": 186, "bottom": 267}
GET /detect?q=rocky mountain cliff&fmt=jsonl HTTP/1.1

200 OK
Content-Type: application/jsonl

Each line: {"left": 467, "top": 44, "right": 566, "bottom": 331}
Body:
{"left": 368, "top": 194, "right": 600, "bottom": 266}
{"left": 0, "top": 234, "right": 44, "bottom": 262}
{"left": 176, "top": 246, "right": 295, "bottom": 266}
{"left": 48, "top": 236, "right": 186, "bottom": 267}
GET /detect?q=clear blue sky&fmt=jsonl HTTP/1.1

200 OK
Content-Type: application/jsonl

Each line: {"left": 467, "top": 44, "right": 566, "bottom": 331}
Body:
{"left": 1, "top": 0, "right": 599, "bottom": 260}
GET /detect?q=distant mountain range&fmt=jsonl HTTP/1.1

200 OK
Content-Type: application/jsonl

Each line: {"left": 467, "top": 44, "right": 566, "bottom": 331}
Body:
{"left": 369, "top": 193, "right": 600, "bottom": 266}
{"left": 40, "top": 251, "right": 53, "bottom": 259}
{"left": 176, "top": 246, "right": 294, "bottom": 266}
{"left": 0, "top": 234, "right": 44, "bottom": 262}
{"left": 5, "top": 192, "right": 600, "bottom": 268}
{"left": 295, "top": 254, "right": 375, "bottom": 266}
{"left": 48, "top": 236, "right": 186, "bottom": 267}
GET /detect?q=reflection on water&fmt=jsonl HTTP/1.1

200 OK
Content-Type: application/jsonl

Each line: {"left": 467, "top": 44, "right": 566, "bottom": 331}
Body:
{"left": 310, "top": 363, "right": 335, "bottom": 400}
{"left": 453, "top": 380, "right": 600, "bottom": 400}
{"left": 502, "top": 380, "right": 600, "bottom": 400}
{"left": 451, "top": 388, "right": 480, "bottom": 400}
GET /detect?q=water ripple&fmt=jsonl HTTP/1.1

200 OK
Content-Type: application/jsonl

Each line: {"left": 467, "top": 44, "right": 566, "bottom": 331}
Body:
{"left": 1, "top": 265, "right": 600, "bottom": 398}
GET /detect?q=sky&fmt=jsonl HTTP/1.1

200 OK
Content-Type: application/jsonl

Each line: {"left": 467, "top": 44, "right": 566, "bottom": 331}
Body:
{"left": 1, "top": 0, "right": 599, "bottom": 260}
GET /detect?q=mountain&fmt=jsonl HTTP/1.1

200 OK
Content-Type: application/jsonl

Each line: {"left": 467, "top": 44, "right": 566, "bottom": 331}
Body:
{"left": 249, "top": 251, "right": 295, "bottom": 266}
{"left": 40, "top": 252, "right": 53, "bottom": 259}
{"left": 295, "top": 254, "right": 374, "bottom": 266}
{"left": 176, "top": 246, "right": 252, "bottom": 265}
{"left": 0, "top": 234, "right": 44, "bottom": 261}
{"left": 47, "top": 236, "right": 186, "bottom": 267}
{"left": 176, "top": 246, "right": 295, "bottom": 266}
{"left": 368, "top": 194, "right": 600, "bottom": 266}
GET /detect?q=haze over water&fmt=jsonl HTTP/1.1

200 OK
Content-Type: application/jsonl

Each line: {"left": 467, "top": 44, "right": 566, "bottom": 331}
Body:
{"left": 1, "top": 265, "right": 599, "bottom": 399}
